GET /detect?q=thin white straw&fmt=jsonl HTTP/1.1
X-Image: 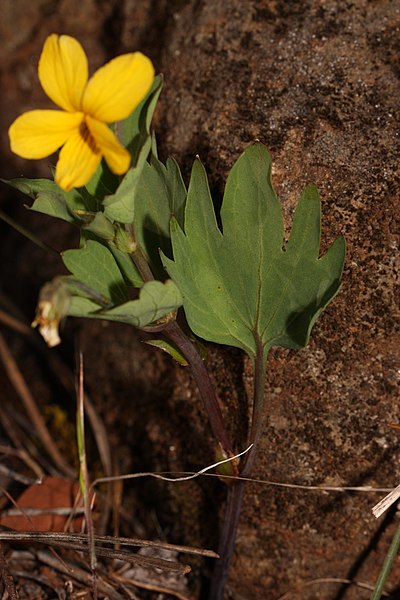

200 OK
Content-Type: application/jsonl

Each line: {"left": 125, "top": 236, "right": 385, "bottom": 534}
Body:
{"left": 92, "top": 444, "right": 253, "bottom": 488}
{"left": 372, "top": 483, "right": 400, "bottom": 518}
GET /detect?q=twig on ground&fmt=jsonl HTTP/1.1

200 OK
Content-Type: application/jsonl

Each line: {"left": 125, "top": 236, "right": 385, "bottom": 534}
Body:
{"left": 0, "top": 531, "right": 217, "bottom": 559}
{"left": 0, "top": 464, "right": 38, "bottom": 486}
{"left": 12, "top": 571, "right": 62, "bottom": 597}
{"left": 75, "top": 350, "right": 97, "bottom": 599}
{"left": 112, "top": 571, "right": 195, "bottom": 600}
{"left": 0, "top": 309, "right": 31, "bottom": 336}
{"left": 0, "top": 406, "right": 44, "bottom": 483}
{"left": 276, "top": 577, "right": 389, "bottom": 599}
{"left": 0, "top": 331, "right": 75, "bottom": 478}
{"left": 0, "top": 300, "right": 113, "bottom": 532}
{"left": 0, "top": 507, "right": 85, "bottom": 519}
{"left": 373, "top": 484, "right": 400, "bottom": 518}
{"left": 36, "top": 549, "right": 125, "bottom": 600}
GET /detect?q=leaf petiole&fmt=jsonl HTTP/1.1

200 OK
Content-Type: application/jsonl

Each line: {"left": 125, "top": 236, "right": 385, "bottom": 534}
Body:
{"left": 209, "top": 338, "right": 268, "bottom": 599}
{"left": 129, "top": 244, "right": 234, "bottom": 458}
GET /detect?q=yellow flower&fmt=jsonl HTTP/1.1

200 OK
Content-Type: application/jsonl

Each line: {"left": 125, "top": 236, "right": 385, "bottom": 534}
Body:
{"left": 9, "top": 34, "right": 154, "bottom": 191}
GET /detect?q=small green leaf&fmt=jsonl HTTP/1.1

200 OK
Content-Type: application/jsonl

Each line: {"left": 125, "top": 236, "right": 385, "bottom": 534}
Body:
{"left": 102, "top": 76, "right": 163, "bottom": 224}
{"left": 4, "top": 177, "right": 85, "bottom": 223}
{"left": 109, "top": 246, "right": 143, "bottom": 288}
{"left": 98, "top": 280, "right": 182, "bottom": 327}
{"left": 145, "top": 339, "right": 188, "bottom": 365}
{"left": 83, "top": 161, "right": 119, "bottom": 203}
{"left": 67, "top": 295, "right": 104, "bottom": 316}
{"left": 162, "top": 143, "right": 345, "bottom": 363}
{"left": 134, "top": 156, "right": 186, "bottom": 277}
{"left": 122, "top": 75, "right": 163, "bottom": 154}
{"left": 4, "top": 177, "right": 57, "bottom": 200}
{"left": 62, "top": 240, "right": 129, "bottom": 305}
{"left": 103, "top": 136, "right": 151, "bottom": 223}
{"left": 67, "top": 280, "right": 182, "bottom": 328}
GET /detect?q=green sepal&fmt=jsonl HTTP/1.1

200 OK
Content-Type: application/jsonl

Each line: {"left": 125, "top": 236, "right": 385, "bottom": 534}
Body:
{"left": 214, "top": 445, "right": 239, "bottom": 479}
{"left": 111, "top": 225, "right": 137, "bottom": 254}
{"left": 145, "top": 339, "right": 189, "bottom": 365}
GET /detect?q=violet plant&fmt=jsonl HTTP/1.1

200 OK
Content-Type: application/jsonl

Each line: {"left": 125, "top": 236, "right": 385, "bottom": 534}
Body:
{"left": 3, "top": 34, "right": 345, "bottom": 600}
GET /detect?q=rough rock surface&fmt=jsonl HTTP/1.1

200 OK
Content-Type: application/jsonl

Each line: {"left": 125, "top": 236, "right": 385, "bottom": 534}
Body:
{"left": 0, "top": 1, "right": 399, "bottom": 599}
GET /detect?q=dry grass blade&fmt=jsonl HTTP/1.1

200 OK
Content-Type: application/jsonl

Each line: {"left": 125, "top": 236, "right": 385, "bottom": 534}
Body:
{"left": 276, "top": 577, "right": 389, "bottom": 599}
{"left": 0, "top": 309, "right": 31, "bottom": 336}
{"left": 36, "top": 549, "right": 125, "bottom": 600}
{"left": 0, "top": 463, "right": 38, "bottom": 486}
{"left": 75, "top": 350, "right": 97, "bottom": 599}
{"left": 0, "top": 208, "right": 59, "bottom": 257}
{"left": 0, "top": 297, "right": 111, "bottom": 478}
{"left": 0, "top": 507, "right": 85, "bottom": 518}
{"left": 372, "top": 483, "right": 400, "bottom": 518}
{"left": 37, "top": 538, "right": 191, "bottom": 573}
{"left": 0, "top": 405, "right": 44, "bottom": 483}
{"left": 11, "top": 570, "right": 61, "bottom": 597}
{"left": 112, "top": 571, "right": 194, "bottom": 600}
{"left": 0, "top": 331, "right": 75, "bottom": 478}
{"left": 0, "top": 531, "right": 218, "bottom": 558}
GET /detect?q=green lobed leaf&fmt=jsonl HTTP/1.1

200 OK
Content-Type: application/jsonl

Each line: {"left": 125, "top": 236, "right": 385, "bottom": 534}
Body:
{"left": 62, "top": 240, "right": 129, "bottom": 305}
{"left": 3, "top": 177, "right": 85, "bottom": 223}
{"left": 67, "top": 280, "right": 182, "bottom": 328}
{"left": 133, "top": 155, "right": 187, "bottom": 278}
{"left": 162, "top": 143, "right": 345, "bottom": 363}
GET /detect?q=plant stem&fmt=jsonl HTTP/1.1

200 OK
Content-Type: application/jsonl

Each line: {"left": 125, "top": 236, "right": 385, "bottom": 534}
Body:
{"left": 209, "top": 340, "right": 267, "bottom": 600}
{"left": 209, "top": 479, "right": 245, "bottom": 600}
{"left": 164, "top": 320, "right": 234, "bottom": 457}
{"left": 370, "top": 515, "right": 400, "bottom": 600}
{"left": 129, "top": 247, "right": 233, "bottom": 457}
{"left": 129, "top": 244, "right": 155, "bottom": 283}
{"left": 242, "top": 341, "right": 268, "bottom": 477}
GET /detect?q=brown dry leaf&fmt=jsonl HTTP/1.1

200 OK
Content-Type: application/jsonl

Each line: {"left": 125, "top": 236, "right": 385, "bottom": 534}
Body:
{"left": 0, "top": 476, "right": 82, "bottom": 531}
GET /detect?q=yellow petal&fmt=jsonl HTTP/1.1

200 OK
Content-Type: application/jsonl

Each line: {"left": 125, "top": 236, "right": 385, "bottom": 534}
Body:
{"left": 39, "top": 34, "right": 88, "bottom": 112}
{"left": 82, "top": 52, "right": 154, "bottom": 122}
{"left": 9, "top": 110, "right": 83, "bottom": 159}
{"left": 55, "top": 124, "right": 102, "bottom": 191}
{"left": 86, "top": 116, "right": 130, "bottom": 174}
